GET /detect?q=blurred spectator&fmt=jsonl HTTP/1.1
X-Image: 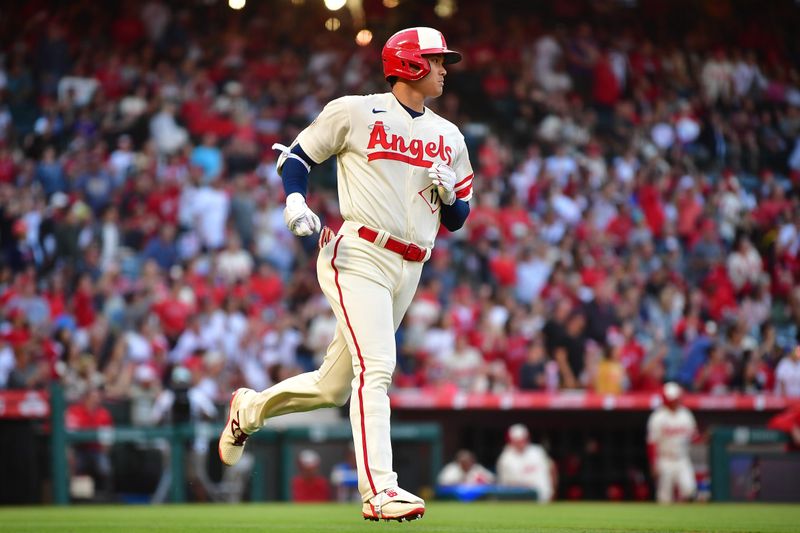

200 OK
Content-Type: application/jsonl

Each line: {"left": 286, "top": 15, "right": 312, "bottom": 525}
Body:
{"left": 496, "top": 424, "right": 556, "bottom": 502}
{"left": 65, "top": 388, "right": 113, "bottom": 500}
{"left": 553, "top": 311, "right": 587, "bottom": 389}
{"left": 109, "top": 135, "right": 136, "bottom": 186}
{"left": 693, "top": 343, "right": 734, "bottom": 394}
{"left": 191, "top": 133, "right": 223, "bottom": 184}
{"left": 142, "top": 224, "right": 179, "bottom": 271}
{"left": 775, "top": 346, "right": 800, "bottom": 397}
{"left": 148, "top": 365, "right": 249, "bottom": 503}
{"left": 440, "top": 334, "right": 484, "bottom": 392}
{"left": 292, "top": 449, "right": 330, "bottom": 503}
{"left": 330, "top": 445, "right": 359, "bottom": 502}
{"left": 438, "top": 449, "right": 495, "bottom": 487}
{"left": 150, "top": 101, "right": 188, "bottom": 155}
{"left": 216, "top": 233, "right": 254, "bottom": 285}
{"left": 594, "top": 344, "right": 625, "bottom": 395}
{"left": 5, "top": 343, "right": 49, "bottom": 390}
{"left": 518, "top": 338, "right": 548, "bottom": 391}
{"left": 726, "top": 236, "right": 763, "bottom": 294}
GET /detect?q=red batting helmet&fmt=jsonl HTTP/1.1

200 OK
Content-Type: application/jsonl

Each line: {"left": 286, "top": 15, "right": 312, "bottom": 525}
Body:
{"left": 662, "top": 382, "right": 683, "bottom": 407}
{"left": 382, "top": 27, "right": 462, "bottom": 82}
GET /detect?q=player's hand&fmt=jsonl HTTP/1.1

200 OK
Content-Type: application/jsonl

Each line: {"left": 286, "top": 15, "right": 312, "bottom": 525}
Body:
{"left": 283, "top": 192, "right": 321, "bottom": 237}
{"left": 318, "top": 226, "right": 334, "bottom": 249}
{"left": 428, "top": 163, "right": 457, "bottom": 206}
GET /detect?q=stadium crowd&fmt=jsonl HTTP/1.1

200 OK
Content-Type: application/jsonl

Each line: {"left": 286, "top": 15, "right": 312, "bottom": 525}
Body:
{"left": 1, "top": 0, "right": 800, "bottom": 418}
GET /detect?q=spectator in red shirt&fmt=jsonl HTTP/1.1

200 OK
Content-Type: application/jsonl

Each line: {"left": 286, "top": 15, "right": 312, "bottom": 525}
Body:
{"left": 291, "top": 449, "right": 331, "bottom": 503}
{"left": 249, "top": 262, "right": 283, "bottom": 306}
{"left": 694, "top": 343, "right": 734, "bottom": 394}
{"left": 65, "top": 388, "right": 114, "bottom": 499}
{"left": 2, "top": 308, "right": 31, "bottom": 348}
{"left": 489, "top": 249, "right": 517, "bottom": 288}
{"left": 592, "top": 49, "right": 621, "bottom": 107}
{"left": 637, "top": 177, "right": 666, "bottom": 238}
{"left": 606, "top": 203, "right": 634, "bottom": 247}
{"left": 72, "top": 274, "right": 96, "bottom": 329}
{"left": 0, "top": 145, "right": 16, "bottom": 184}
{"left": 152, "top": 282, "right": 194, "bottom": 344}
{"left": 614, "top": 321, "right": 646, "bottom": 388}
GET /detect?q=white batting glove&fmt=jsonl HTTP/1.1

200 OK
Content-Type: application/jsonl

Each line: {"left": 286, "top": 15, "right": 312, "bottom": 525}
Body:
{"left": 428, "top": 163, "right": 457, "bottom": 206}
{"left": 283, "top": 192, "right": 321, "bottom": 237}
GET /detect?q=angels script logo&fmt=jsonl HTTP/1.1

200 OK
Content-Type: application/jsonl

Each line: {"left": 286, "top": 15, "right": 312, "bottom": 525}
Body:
{"left": 367, "top": 121, "right": 453, "bottom": 167}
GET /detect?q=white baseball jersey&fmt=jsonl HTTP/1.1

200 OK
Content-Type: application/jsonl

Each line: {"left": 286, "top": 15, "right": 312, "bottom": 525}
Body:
{"left": 295, "top": 92, "right": 474, "bottom": 248}
{"left": 647, "top": 406, "right": 697, "bottom": 460}
{"left": 496, "top": 444, "right": 554, "bottom": 501}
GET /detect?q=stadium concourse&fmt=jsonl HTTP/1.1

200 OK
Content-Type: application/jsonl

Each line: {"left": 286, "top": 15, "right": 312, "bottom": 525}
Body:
{"left": 0, "top": 0, "right": 799, "bottom": 505}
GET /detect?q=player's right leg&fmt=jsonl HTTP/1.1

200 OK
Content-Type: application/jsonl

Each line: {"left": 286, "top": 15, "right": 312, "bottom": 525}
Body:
{"left": 218, "top": 327, "right": 354, "bottom": 466}
{"left": 655, "top": 462, "right": 676, "bottom": 504}
{"left": 317, "top": 233, "right": 425, "bottom": 521}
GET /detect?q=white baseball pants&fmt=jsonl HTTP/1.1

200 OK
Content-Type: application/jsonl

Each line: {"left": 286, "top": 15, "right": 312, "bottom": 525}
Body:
{"left": 656, "top": 457, "right": 696, "bottom": 503}
{"left": 237, "top": 222, "right": 424, "bottom": 502}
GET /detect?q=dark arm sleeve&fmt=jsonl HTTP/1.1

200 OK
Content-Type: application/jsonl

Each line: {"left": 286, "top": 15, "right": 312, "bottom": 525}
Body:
{"left": 281, "top": 144, "right": 316, "bottom": 197}
{"left": 440, "top": 199, "right": 470, "bottom": 232}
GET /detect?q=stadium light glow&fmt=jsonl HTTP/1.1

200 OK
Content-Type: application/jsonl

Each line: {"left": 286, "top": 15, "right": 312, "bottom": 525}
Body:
{"left": 383, "top": 0, "right": 399, "bottom": 7}
{"left": 355, "top": 29, "right": 373, "bottom": 46}
{"left": 324, "top": 0, "right": 347, "bottom": 10}
{"left": 434, "top": 0, "right": 456, "bottom": 18}
{"left": 325, "top": 17, "right": 341, "bottom": 31}
{"left": 228, "top": 0, "right": 246, "bottom": 10}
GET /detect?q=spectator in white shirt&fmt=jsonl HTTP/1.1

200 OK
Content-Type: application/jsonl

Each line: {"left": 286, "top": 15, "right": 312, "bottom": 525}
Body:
{"left": 440, "top": 335, "right": 485, "bottom": 392}
{"left": 193, "top": 180, "right": 230, "bottom": 250}
{"left": 216, "top": 234, "right": 254, "bottom": 284}
{"left": 496, "top": 424, "right": 557, "bottom": 502}
{"left": 726, "top": 236, "right": 763, "bottom": 292}
{"left": 438, "top": 450, "right": 495, "bottom": 487}
{"left": 701, "top": 49, "right": 734, "bottom": 105}
{"left": 108, "top": 134, "right": 136, "bottom": 187}
{"left": 544, "top": 144, "right": 578, "bottom": 187}
{"left": 775, "top": 347, "right": 800, "bottom": 397}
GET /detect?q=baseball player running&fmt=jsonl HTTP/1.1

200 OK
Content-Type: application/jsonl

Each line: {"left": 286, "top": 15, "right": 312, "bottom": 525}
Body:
{"left": 218, "top": 27, "right": 474, "bottom": 522}
{"left": 646, "top": 382, "right": 699, "bottom": 503}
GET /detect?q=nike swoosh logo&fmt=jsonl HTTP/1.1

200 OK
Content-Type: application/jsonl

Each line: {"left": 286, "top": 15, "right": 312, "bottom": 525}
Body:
{"left": 372, "top": 108, "right": 386, "bottom": 113}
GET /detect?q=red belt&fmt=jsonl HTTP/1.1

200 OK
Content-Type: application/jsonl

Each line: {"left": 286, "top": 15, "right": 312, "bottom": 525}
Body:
{"left": 357, "top": 226, "right": 427, "bottom": 262}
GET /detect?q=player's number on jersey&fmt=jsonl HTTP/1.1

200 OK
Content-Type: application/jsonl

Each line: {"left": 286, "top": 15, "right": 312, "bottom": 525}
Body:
{"left": 429, "top": 187, "right": 440, "bottom": 205}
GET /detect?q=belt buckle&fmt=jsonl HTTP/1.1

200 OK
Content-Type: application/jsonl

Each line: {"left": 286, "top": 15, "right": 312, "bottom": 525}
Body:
{"left": 402, "top": 243, "right": 424, "bottom": 262}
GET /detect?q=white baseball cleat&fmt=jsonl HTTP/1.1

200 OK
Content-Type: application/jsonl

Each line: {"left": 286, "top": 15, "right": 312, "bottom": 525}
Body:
{"left": 362, "top": 487, "right": 425, "bottom": 522}
{"left": 218, "top": 388, "right": 255, "bottom": 466}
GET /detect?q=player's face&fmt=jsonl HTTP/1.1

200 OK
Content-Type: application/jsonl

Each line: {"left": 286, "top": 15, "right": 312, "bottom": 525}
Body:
{"left": 417, "top": 54, "right": 447, "bottom": 98}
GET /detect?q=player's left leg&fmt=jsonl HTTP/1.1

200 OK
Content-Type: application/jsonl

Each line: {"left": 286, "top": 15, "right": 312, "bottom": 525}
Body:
{"left": 218, "top": 327, "right": 354, "bottom": 466}
{"left": 241, "top": 326, "right": 355, "bottom": 423}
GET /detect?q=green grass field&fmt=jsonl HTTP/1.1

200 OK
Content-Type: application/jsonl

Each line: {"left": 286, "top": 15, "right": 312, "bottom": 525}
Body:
{"left": 2, "top": 502, "right": 798, "bottom": 533}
